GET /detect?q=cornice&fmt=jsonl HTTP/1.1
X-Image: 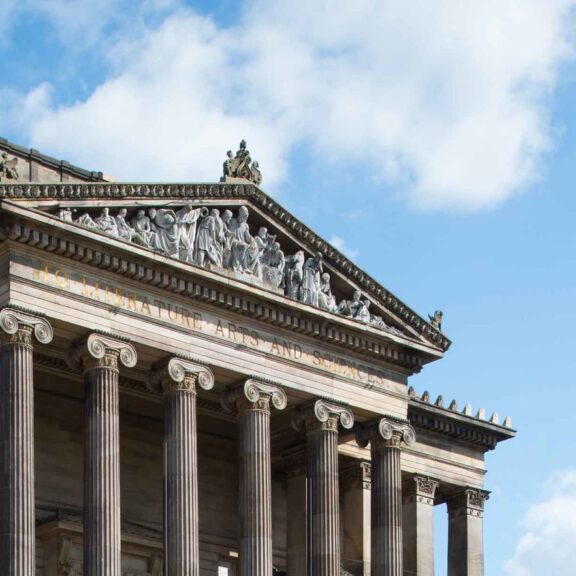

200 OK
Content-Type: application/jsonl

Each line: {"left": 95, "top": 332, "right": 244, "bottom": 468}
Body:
{"left": 0, "top": 182, "right": 450, "bottom": 352}
{"left": 408, "top": 398, "right": 516, "bottom": 451}
{"left": 3, "top": 211, "right": 437, "bottom": 373}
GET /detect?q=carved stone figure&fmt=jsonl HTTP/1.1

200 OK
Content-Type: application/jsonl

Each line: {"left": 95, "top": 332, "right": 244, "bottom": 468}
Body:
{"left": 428, "top": 310, "right": 443, "bottom": 331}
{"left": 149, "top": 208, "right": 179, "bottom": 258}
{"left": 131, "top": 209, "right": 155, "bottom": 247}
{"left": 284, "top": 251, "right": 305, "bottom": 299}
{"left": 262, "top": 241, "right": 285, "bottom": 287}
{"left": 221, "top": 141, "right": 263, "bottom": 185}
{"left": 195, "top": 210, "right": 219, "bottom": 267}
{"left": 355, "top": 299, "right": 372, "bottom": 324}
{"left": 95, "top": 208, "right": 119, "bottom": 237}
{"left": 0, "top": 152, "right": 19, "bottom": 181}
{"left": 77, "top": 212, "right": 97, "bottom": 228}
{"left": 57, "top": 208, "right": 74, "bottom": 222}
{"left": 229, "top": 206, "right": 252, "bottom": 273}
{"left": 115, "top": 208, "right": 134, "bottom": 242}
{"left": 245, "top": 226, "right": 272, "bottom": 278}
{"left": 318, "top": 273, "right": 337, "bottom": 312}
{"left": 300, "top": 252, "right": 323, "bottom": 306}
{"left": 220, "top": 209, "right": 234, "bottom": 268}
{"left": 338, "top": 289, "right": 362, "bottom": 317}
{"left": 176, "top": 205, "right": 205, "bottom": 263}
{"left": 250, "top": 161, "right": 262, "bottom": 185}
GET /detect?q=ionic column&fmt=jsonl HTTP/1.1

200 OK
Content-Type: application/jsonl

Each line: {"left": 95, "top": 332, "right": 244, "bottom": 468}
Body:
{"left": 0, "top": 308, "right": 53, "bottom": 576}
{"left": 403, "top": 476, "right": 439, "bottom": 576}
{"left": 223, "top": 380, "right": 288, "bottom": 576}
{"left": 68, "top": 333, "right": 137, "bottom": 576}
{"left": 293, "top": 399, "right": 354, "bottom": 576}
{"left": 149, "top": 357, "right": 215, "bottom": 576}
{"left": 447, "top": 488, "right": 489, "bottom": 576}
{"left": 357, "top": 417, "right": 416, "bottom": 576}
{"left": 285, "top": 449, "right": 307, "bottom": 576}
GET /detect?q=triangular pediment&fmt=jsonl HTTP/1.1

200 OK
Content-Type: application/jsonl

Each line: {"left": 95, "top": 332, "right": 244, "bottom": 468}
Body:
{"left": 0, "top": 178, "right": 450, "bottom": 355}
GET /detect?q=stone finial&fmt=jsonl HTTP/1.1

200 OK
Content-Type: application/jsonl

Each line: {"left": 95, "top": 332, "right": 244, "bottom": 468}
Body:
{"left": 149, "top": 357, "right": 214, "bottom": 395}
{"left": 67, "top": 333, "right": 137, "bottom": 372}
{"left": 292, "top": 398, "right": 354, "bottom": 432}
{"left": 448, "top": 399, "right": 458, "bottom": 411}
{"left": 489, "top": 412, "right": 499, "bottom": 425}
{"left": 462, "top": 403, "right": 472, "bottom": 416}
{"left": 421, "top": 390, "right": 430, "bottom": 403}
{"left": 0, "top": 307, "right": 53, "bottom": 345}
{"left": 408, "top": 386, "right": 416, "bottom": 398}
{"left": 476, "top": 408, "right": 486, "bottom": 420}
{"left": 503, "top": 416, "right": 513, "bottom": 428}
{"left": 435, "top": 395, "right": 444, "bottom": 407}
{"left": 223, "top": 378, "right": 287, "bottom": 414}
{"left": 356, "top": 415, "right": 416, "bottom": 449}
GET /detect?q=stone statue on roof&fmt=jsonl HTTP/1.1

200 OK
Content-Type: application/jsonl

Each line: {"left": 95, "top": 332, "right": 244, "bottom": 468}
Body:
{"left": 221, "top": 140, "right": 263, "bottom": 186}
{"left": 0, "top": 152, "right": 19, "bottom": 181}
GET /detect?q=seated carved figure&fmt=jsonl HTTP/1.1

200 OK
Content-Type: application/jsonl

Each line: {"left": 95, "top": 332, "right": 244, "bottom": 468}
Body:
{"left": 0, "top": 153, "right": 19, "bottom": 181}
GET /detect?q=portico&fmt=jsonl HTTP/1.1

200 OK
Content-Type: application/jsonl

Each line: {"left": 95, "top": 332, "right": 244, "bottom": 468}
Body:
{"left": 0, "top": 139, "right": 515, "bottom": 576}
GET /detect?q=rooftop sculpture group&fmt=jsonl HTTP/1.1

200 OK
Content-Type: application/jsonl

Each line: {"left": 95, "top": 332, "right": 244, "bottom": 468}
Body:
{"left": 57, "top": 204, "right": 400, "bottom": 335}
{"left": 222, "top": 140, "right": 262, "bottom": 185}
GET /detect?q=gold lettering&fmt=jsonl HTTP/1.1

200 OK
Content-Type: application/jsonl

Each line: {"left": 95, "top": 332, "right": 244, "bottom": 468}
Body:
{"left": 114, "top": 288, "right": 125, "bottom": 307}
{"left": 91, "top": 282, "right": 101, "bottom": 300}
{"left": 43, "top": 265, "right": 50, "bottom": 283}
{"left": 126, "top": 293, "right": 137, "bottom": 311}
{"left": 192, "top": 312, "right": 202, "bottom": 330}
{"left": 167, "top": 303, "right": 178, "bottom": 322}
{"left": 180, "top": 308, "right": 191, "bottom": 327}
{"left": 313, "top": 350, "right": 322, "bottom": 366}
{"left": 250, "top": 331, "right": 259, "bottom": 347}
{"left": 270, "top": 338, "right": 281, "bottom": 355}
{"left": 140, "top": 296, "right": 151, "bottom": 315}
{"left": 154, "top": 299, "right": 165, "bottom": 318}
{"left": 82, "top": 277, "right": 90, "bottom": 297}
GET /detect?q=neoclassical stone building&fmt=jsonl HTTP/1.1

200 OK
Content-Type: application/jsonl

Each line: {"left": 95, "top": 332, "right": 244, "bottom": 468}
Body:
{"left": 0, "top": 138, "right": 514, "bottom": 576}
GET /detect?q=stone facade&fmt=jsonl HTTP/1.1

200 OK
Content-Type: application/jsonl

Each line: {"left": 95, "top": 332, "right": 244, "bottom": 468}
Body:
{"left": 0, "top": 149, "right": 515, "bottom": 576}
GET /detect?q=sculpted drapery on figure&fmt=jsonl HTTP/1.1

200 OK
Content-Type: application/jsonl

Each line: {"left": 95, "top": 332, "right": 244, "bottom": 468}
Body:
{"left": 63, "top": 203, "right": 402, "bottom": 335}
{"left": 221, "top": 140, "right": 263, "bottom": 185}
{"left": 0, "top": 152, "right": 19, "bottom": 181}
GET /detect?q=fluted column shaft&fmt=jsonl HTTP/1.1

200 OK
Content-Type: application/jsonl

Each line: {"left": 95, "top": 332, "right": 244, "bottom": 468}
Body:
{"left": 371, "top": 441, "right": 402, "bottom": 576}
{"left": 69, "top": 333, "right": 137, "bottom": 576}
{"left": 224, "top": 380, "right": 287, "bottom": 576}
{"left": 0, "top": 308, "right": 52, "bottom": 576}
{"left": 357, "top": 416, "right": 415, "bottom": 576}
{"left": 307, "top": 418, "right": 340, "bottom": 576}
{"left": 150, "top": 357, "right": 214, "bottom": 576}
{"left": 294, "top": 399, "right": 354, "bottom": 576}
{"left": 85, "top": 357, "right": 121, "bottom": 576}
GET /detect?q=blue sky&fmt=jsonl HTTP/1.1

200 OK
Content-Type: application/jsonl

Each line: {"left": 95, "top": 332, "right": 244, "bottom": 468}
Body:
{"left": 1, "top": 0, "right": 576, "bottom": 573}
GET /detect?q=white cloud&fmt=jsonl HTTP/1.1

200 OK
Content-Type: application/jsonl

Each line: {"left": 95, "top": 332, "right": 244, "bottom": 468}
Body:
{"left": 505, "top": 470, "right": 576, "bottom": 576}
{"left": 329, "top": 235, "right": 359, "bottom": 261}
{"left": 2, "top": 0, "right": 576, "bottom": 211}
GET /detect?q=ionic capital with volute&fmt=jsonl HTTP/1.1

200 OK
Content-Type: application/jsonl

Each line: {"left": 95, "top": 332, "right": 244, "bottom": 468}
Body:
{"left": 67, "top": 333, "right": 137, "bottom": 372}
{"left": 292, "top": 398, "right": 355, "bottom": 432}
{"left": 356, "top": 415, "right": 416, "bottom": 449}
{"left": 0, "top": 306, "right": 53, "bottom": 346}
{"left": 149, "top": 356, "right": 214, "bottom": 395}
{"left": 222, "top": 378, "right": 288, "bottom": 414}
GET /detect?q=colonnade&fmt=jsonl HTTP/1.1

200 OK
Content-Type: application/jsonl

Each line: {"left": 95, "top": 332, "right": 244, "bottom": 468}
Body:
{"left": 0, "top": 308, "right": 488, "bottom": 576}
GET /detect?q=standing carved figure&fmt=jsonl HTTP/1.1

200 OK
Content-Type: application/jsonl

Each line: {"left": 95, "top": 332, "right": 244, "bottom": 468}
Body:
{"left": 250, "top": 161, "right": 262, "bottom": 185}
{"left": 262, "top": 241, "right": 285, "bottom": 287}
{"left": 177, "top": 205, "right": 205, "bottom": 262}
{"left": 428, "top": 310, "right": 443, "bottom": 331}
{"left": 300, "top": 252, "right": 323, "bottom": 306}
{"left": 228, "top": 206, "right": 253, "bottom": 273}
{"left": 220, "top": 209, "right": 234, "bottom": 268}
{"left": 115, "top": 208, "right": 134, "bottom": 241}
{"left": 284, "top": 251, "right": 305, "bottom": 299}
{"left": 131, "top": 209, "right": 155, "bottom": 247}
{"left": 195, "top": 210, "right": 219, "bottom": 267}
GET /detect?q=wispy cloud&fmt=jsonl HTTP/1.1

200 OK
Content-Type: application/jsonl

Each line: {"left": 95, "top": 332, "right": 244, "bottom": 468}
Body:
{"left": 329, "top": 235, "right": 359, "bottom": 261}
{"left": 1, "top": 0, "right": 575, "bottom": 212}
{"left": 506, "top": 470, "right": 576, "bottom": 576}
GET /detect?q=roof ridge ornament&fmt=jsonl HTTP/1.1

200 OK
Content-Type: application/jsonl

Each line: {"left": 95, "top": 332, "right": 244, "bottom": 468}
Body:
{"left": 221, "top": 140, "right": 262, "bottom": 185}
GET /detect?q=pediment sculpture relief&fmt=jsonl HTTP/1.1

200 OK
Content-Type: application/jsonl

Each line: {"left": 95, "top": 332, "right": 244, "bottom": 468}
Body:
{"left": 57, "top": 204, "right": 401, "bottom": 335}
{"left": 0, "top": 152, "right": 19, "bottom": 182}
